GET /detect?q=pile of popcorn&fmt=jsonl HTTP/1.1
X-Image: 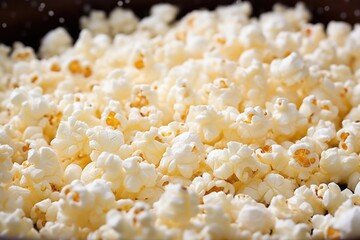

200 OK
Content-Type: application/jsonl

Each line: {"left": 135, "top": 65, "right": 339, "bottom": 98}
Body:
{"left": 2, "top": 2, "right": 360, "bottom": 239}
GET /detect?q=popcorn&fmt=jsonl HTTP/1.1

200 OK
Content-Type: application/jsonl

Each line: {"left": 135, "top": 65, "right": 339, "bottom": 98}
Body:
{"left": 80, "top": 11, "right": 110, "bottom": 35}
{"left": 57, "top": 179, "right": 116, "bottom": 229}
{"left": 287, "top": 141, "right": 319, "bottom": 180}
{"left": 131, "top": 127, "right": 167, "bottom": 165}
{"left": 154, "top": 184, "right": 198, "bottom": 228}
{"left": 240, "top": 173, "right": 295, "bottom": 204}
{"left": 320, "top": 182, "right": 350, "bottom": 215}
{"left": 189, "top": 172, "right": 235, "bottom": 198}
{"left": 320, "top": 148, "right": 359, "bottom": 183}
{"left": 272, "top": 219, "right": 311, "bottom": 240}
{"left": 267, "top": 97, "right": 300, "bottom": 139}
{"left": 270, "top": 52, "right": 307, "bottom": 87}
{"left": 236, "top": 204, "right": 274, "bottom": 234}
{"left": 109, "top": 8, "right": 139, "bottom": 35}
{"left": 0, "top": 209, "right": 39, "bottom": 238}
{"left": 186, "top": 105, "right": 224, "bottom": 144}
{"left": 332, "top": 206, "right": 360, "bottom": 239}
{"left": 235, "top": 106, "right": 272, "bottom": 143}
{"left": 21, "top": 147, "right": 63, "bottom": 187}
{"left": 51, "top": 117, "right": 90, "bottom": 165}
{"left": 39, "top": 27, "right": 73, "bottom": 58}
{"left": 206, "top": 141, "right": 269, "bottom": 182}
{"left": 206, "top": 78, "right": 242, "bottom": 111}
{"left": 0, "top": 144, "right": 14, "bottom": 184}
{"left": 86, "top": 125, "right": 124, "bottom": 161}
{"left": 122, "top": 156, "right": 157, "bottom": 193}
{"left": 3, "top": 2, "right": 360, "bottom": 239}
{"left": 160, "top": 132, "right": 205, "bottom": 178}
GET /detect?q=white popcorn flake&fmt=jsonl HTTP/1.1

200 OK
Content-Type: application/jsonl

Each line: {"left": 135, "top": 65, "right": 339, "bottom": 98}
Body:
{"left": 320, "top": 148, "right": 359, "bottom": 183}
{"left": 0, "top": 209, "right": 39, "bottom": 238}
{"left": 287, "top": 142, "right": 319, "bottom": 180}
{"left": 332, "top": 206, "right": 360, "bottom": 239}
{"left": 241, "top": 173, "right": 295, "bottom": 204}
{"left": 270, "top": 52, "right": 307, "bottom": 87}
{"left": 235, "top": 106, "right": 272, "bottom": 144}
{"left": 123, "top": 156, "right": 157, "bottom": 193}
{"left": 206, "top": 141, "right": 269, "bottom": 182}
{"left": 186, "top": 105, "right": 224, "bottom": 144}
{"left": 160, "top": 132, "right": 205, "bottom": 178}
{"left": 154, "top": 184, "right": 198, "bottom": 228}
{"left": 0, "top": 144, "right": 14, "bottom": 184}
{"left": 58, "top": 179, "right": 116, "bottom": 229}
{"left": 131, "top": 127, "right": 167, "bottom": 165}
{"left": 40, "top": 27, "right": 73, "bottom": 58}
{"left": 273, "top": 219, "right": 311, "bottom": 240}
{"left": 51, "top": 117, "right": 90, "bottom": 163}
{"left": 236, "top": 204, "right": 274, "bottom": 234}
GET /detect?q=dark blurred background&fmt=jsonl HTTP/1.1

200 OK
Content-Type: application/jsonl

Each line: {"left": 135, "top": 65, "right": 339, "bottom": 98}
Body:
{"left": 0, "top": 0, "right": 360, "bottom": 50}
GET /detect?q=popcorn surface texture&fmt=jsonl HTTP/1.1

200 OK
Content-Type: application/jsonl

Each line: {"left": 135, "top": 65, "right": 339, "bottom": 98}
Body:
{"left": 2, "top": 2, "right": 360, "bottom": 239}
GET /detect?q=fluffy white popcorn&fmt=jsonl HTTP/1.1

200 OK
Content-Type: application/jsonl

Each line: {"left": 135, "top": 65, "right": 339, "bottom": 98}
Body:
{"left": 0, "top": 209, "right": 39, "bottom": 238}
{"left": 206, "top": 78, "right": 242, "bottom": 111}
{"left": 21, "top": 147, "right": 63, "bottom": 187}
{"left": 154, "top": 184, "right": 198, "bottom": 228}
{"left": 186, "top": 105, "right": 224, "bottom": 144}
{"left": 150, "top": 4, "right": 178, "bottom": 24}
{"left": 320, "top": 148, "right": 359, "bottom": 183}
{"left": 236, "top": 204, "right": 274, "bottom": 234}
{"left": 57, "top": 179, "right": 116, "bottom": 229}
{"left": 270, "top": 52, "right": 307, "bottom": 87}
{"left": 255, "top": 142, "right": 289, "bottom": 172}
{"left": 39, "top": 221, "right": 89, "bottom": 240}
{"left": 311, "top": 214, "right": 335, "bottom": 240}
{"left": 337, "top": 119, "right": 360, "bottom": 154}
{"left": 9, "top": 86, "right": 58, "bottom": 127}
{"left": 51, "top": 117, "right": 90, "bottom": 165}
{"left": 320, "top": 182, "right": 350, "bottom": 215}
{"left": 272, "top": 219, "right": 311, "bottom": 240}
{"left": 332, "top": 206, "right": 360, "bottom": 239}
{"left": 109, "top": 8, "right": 139, "bottom": 35}
{"left": 327, "top": 21, "right": 351, "bottom": 46}
{"left": 287, "top": 141, "right": 319, "bottom": 180}
{"left": 3, "top": 2, "right": 360, "bottom": 239}
{"left": 131, "top": 127, "right": 167, "bottom": 165}
{"left": 122, "top": 156, "right": 157, "bottom": 193}
{"left": 206, "top": 141, "right": 269, "bottom": 182}
{"left": 80, "top": 10, "right": 110, "bottom": 35}
{"left": 86, "top": 126, "right": 124, "bottom": 161}
{"left": 267, "top": 97, "right": 300, "bottom": 139}
{"left": 160, "top": 132, "right": 205, "bottom": 178}
{"left": 0, "top": 144, "right": 14, "bottom": 184}
{"left": 40, "top": 27, "right": 73, "bottom": 58}
{"left": 235, "top": 106, "right": 272, "bottom": 143}
{"left": 240, "top": 173, "right": 295, "bottom": 204}
{"left": 189, "top": 172, "right": 235, "bottom": 198}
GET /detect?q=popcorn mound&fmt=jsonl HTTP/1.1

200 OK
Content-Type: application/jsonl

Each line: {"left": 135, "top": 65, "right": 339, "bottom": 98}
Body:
{"left": 2, "top": 2, "right": 360, "bottom": 239}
